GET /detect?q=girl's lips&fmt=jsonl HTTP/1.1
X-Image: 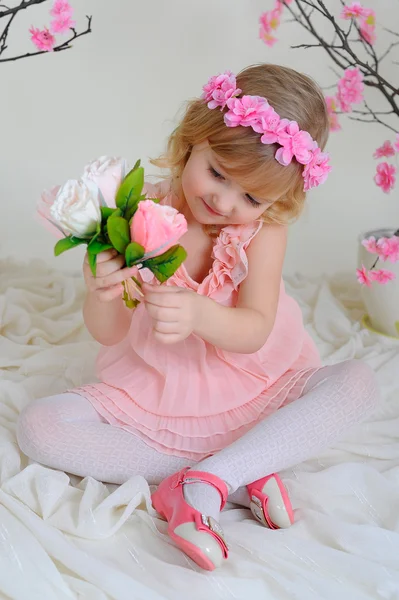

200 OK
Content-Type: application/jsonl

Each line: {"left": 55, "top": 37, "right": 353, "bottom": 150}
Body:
{"left": 202, "top": 198, "right": 224, "bottom": 217}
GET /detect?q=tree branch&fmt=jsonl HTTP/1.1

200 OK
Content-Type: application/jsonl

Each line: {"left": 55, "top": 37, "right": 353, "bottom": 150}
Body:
{"left": 0, "top": 14, "right": 92, "bottom": 62}
{"left": 0, "top": 0, "right": 47, "bottom": 19}
{"left": 282, "top": 0, "right": 399, "bottom": 125}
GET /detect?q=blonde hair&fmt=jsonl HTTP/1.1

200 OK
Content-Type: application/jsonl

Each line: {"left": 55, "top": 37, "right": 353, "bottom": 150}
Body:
{"left": 152, "top": 63, "right": 330, "bottom": 225}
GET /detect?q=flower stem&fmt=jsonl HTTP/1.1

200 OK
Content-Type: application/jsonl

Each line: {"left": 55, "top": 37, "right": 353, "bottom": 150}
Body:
{"left": 130, "top": 276, "right": 144, "bottom": 297}
{"left": 371, "top": 256, "right": 379, "bottom": 270}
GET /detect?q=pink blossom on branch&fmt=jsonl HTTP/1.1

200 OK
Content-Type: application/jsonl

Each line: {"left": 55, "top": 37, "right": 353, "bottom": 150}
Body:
{"left": 50, "top": 0, "right": 75, "bottom": 34}
{"left": 51, "top": 14, "right": 76, "bottom": 34}
{"left": 29, "top": 26, "right": 56, "bottom": 51}
{"left": 360, "top": 22, "right": 376, "bottom": 45}
{"left": 325, "top": 96, "right": 341, "bottom": 131}
{"left": 337, "top": 67, "right": 364, "bottom": 112}
{"left": 356, "top": 265, "right": 372, "bottom": 286}
{"left": 369, "top": 269, "right": 396, "bottom": 284}
{"left": 394, "top": 134, "right": 399, "bottom": 153}
{"left": 373, "top": 141, "right": 395, "bottom": 159}
{"left": 340, "top": 2, "right": 368, "bottom": 19}
{"left": 361, "top": 236, "right": 378, "bottom": 254}
{"left": 50, "top": 0, "right": 73, "bottom": 18}
{"left": 375, "top": 237, "right": 399, "bottom": 263}
{"left": 374, "top": 162, "right": 396, "bottom": 194}
{"left": 362, "top": 236, "right": 399, "bottom": 263}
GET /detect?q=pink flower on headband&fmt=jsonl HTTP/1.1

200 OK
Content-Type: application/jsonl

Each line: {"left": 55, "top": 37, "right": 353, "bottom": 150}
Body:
{"left": 225, "top": 95, "right": 269, "bottom": 128}
{"left": 252, "top": 105, "right": 281, "bottom": 144}
{"left": 275, "top": 121, "right": 314, "bottom": 166}
{"left": 202, "top": 69, "right": 332, "bottom": 191}
{"left": 202, "top": 72, "right": 241, "bottom": 110}
{"left": 302, "top": 147, "right": 332, "bottom": 191}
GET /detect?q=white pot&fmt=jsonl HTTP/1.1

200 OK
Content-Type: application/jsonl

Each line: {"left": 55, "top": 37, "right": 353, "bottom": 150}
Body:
{"left": 358, "top": 228, "right": 399, "bottom": 338}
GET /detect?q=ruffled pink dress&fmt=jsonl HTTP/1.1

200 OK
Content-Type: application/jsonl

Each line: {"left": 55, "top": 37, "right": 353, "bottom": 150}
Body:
{"left": 75, "top": 181, "right": 322, "bottom": 460}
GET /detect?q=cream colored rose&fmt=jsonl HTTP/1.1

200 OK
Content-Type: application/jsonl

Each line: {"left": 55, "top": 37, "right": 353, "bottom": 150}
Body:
{"left": 50, "top": 179, "right": 101, "bottom": 238}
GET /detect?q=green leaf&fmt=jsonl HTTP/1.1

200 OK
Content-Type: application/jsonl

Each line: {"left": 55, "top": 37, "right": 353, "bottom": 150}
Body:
{"left": 54, "top": 236, "right": 86, "bottom": 257}
{"left": 142, "top": 245, "right": 187, "bottom": 283}
{"left": 88, "top": 239, "right": 114, "bottom": 256}
{"left": 125, "top": 242, "right": 145, "bottom": 267}
{"left": 87, "top": 247, "right": 98, "bottom": 276}
{"left": 100, "top": 206, "right": 115, "bottom": 221}
{"left": 395, "top": 321, "right": 399, "bottom": 336}
{"left": 107, "top": 216, "right": 131, "bottom": 254}
{"left": 125, "top": 194, "right": 147, "bottom": 222}
{"left": 115, "top": 161, "right": 144, "bottom": 213}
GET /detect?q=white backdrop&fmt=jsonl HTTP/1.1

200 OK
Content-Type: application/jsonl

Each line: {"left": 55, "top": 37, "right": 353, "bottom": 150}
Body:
{"left": 1, "top": 0, "right": 398, "bottom": 276}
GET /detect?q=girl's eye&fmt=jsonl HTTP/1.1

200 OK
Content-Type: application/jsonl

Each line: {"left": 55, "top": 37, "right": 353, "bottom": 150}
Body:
{"left": 209, "top": 165, "right": 261, "bottom": 207}
{"left": 208, "top": 166, "right": 224, "bottom": 180}
{"left": 246, "top": 194, "right": 261, "bottom": 208}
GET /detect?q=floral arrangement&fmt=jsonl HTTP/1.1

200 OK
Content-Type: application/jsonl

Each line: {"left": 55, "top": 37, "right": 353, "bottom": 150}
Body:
{"left": 0, "top": 0, "right": 91, "bottom": 64}
{"left": 38, "top": 157, "right": 188, "bottom": 307}
{"left": 258, "top": 1, "right": 399, "bottom": 286}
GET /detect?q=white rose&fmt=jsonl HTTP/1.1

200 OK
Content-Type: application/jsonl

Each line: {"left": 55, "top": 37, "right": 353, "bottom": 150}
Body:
{"left": 82, "top": 156, "right": 128, "bottom": 208}
{"left": 50, "top": 179, "right": 101, "bottom": 238}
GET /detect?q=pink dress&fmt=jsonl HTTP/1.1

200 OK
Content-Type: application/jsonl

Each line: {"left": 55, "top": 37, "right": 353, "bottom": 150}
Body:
{"left": 75, "top": 181, "right": 322, "bottom": 460}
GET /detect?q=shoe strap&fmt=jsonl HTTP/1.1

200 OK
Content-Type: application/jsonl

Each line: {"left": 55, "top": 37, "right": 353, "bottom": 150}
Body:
{"left": 172, "top": 467, "right": 228, "bottom": 510}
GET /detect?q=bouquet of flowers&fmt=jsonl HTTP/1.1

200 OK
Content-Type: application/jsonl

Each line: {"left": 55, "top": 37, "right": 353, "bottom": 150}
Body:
{"left": 38, "top": 156, "right": 188, "bottom": 307}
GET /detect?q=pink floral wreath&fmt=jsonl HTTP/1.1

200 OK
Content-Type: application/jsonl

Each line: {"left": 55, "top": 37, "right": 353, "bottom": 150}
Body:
{"left": 202, "top": 71, "right": 332, "bottom": 192}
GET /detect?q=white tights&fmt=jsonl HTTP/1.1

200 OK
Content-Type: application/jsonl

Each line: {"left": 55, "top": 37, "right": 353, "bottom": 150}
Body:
{"left": 17, "top": 360, "right": 379, "bottom": 516}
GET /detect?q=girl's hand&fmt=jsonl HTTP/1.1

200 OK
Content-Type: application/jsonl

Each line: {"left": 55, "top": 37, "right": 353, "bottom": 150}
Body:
{"left": 143, "top": 283, "right": 203, "bottom": 344}
{"left": 83, "top": 249, "right": 139, "bottom": 303}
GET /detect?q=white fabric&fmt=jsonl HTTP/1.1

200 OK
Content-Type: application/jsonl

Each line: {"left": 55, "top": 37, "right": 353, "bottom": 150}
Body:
{"left": 1, "top": 258, "right": 399, "bottom": 599}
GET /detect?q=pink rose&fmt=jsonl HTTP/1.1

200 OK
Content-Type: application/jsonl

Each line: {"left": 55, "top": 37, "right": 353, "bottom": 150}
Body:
{"left": 82, "top": 156, "right": 127, "bottom": 207}
{"left": 36, "top": 185, "right": 64, "bottom": 238}
{"left": 130, "top": 200, "right": 187, "bottom": 256}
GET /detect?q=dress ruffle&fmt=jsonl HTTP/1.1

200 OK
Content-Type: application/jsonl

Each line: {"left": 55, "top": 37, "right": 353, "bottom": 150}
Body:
{"left": 75, "top": 366, "right": 320, "bottom": 460}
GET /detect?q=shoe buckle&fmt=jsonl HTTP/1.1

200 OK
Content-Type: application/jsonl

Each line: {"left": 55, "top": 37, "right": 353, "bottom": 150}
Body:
{"left": 201, "top": 515, "right": 229, "bottom": 549}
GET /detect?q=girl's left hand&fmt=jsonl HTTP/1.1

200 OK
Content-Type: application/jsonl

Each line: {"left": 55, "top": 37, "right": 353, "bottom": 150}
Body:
{"left": 143, "top": 283, "right": 203, "bottom": 344}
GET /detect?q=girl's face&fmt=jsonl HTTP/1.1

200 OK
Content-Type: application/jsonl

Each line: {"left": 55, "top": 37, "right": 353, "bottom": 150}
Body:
{"left": 180, "top": 141, "right": 278, "bottom": 226}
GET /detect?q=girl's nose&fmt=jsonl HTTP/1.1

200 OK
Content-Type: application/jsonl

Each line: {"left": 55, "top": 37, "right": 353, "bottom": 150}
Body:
{"left": 212, "top": 193, "right": 232, "bottom": 216}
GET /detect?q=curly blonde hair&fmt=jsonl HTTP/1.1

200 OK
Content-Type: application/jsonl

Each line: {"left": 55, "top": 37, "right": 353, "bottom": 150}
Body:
{"left": 152, "top": 63, "right": 330, "bottom": 225}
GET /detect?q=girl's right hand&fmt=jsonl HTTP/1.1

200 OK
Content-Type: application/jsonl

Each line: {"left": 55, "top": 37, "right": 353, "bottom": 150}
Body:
{"left": 83, "top": 249, "right": 139, "bottom": 303}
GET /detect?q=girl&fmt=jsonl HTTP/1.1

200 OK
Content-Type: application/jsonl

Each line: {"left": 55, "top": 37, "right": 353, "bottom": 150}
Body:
{"left": 17, "top": 64, "right": 379, "bottom": 571}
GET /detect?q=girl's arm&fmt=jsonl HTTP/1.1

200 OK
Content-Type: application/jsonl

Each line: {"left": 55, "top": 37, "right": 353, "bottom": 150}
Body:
{"left": 195, "top": 224, "right": 287, "bottom": 353}
{"left": 143, "top": 224, "right": 287, "bottom": 354}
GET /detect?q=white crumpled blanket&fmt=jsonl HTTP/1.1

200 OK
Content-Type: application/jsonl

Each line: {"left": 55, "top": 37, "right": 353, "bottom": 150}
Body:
{"left": 1, "top": 258, "right": 399, "bottom": 600}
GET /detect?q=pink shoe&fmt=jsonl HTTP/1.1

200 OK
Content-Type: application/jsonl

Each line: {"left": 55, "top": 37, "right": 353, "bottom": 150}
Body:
{"left": 247, "top": 474, "right": 294, "bottom": 529}
{"left": 152, "top": 468, "right": 229, "bottom": 571}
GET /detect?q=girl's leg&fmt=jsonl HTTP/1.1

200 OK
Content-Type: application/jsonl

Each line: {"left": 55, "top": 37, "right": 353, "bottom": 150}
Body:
{"left": 183, "top": 359, "right": 380, "bottom": 520}
{"left": 17, "top": 393, "right": 190, "bottom": 485}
